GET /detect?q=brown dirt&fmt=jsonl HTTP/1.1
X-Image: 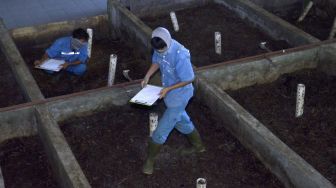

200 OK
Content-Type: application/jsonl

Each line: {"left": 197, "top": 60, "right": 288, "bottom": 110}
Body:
{"left": 226, "top": 69, "right": 336, "bottom": 184}
{"left": 0, "top": 53, "right": 25, "bottom": 108}
{"left": 271, "top": 1, "right": 336, "bottom": 40}
{"left": 0, "top": 136, "right": 59, "bottom": 188}
{"left": 18, "top": 38, "right": 149, "bottom": 98}
{"left": 141, "top": 3, "right": 291, "bottom": 67}
{"left": 60, "top": 99, "right": 283, "bottom": 188}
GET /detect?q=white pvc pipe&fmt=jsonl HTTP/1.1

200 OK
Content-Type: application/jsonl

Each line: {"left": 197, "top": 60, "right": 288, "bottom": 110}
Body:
{"left": 170, "top": 11, "right": 179, "bottom": 32}
{"left": 196, "top": 178, "right": 206, "bottom": 188}
{"left": 214, "top": 32, "right": 221, "bottom": 55}
{"left": 149, "top": 112, "right": 158, "bottom": 137}
{"left": 297, "top": 1, "right": 314, "bottom": 22}
{"left": 295, "top": 84, "right": 305, "bottom": 117}
{"left": 108, "top": 54, "right": 117, "bottom": 87}
{"left": 87, "top": 28, "right": 93, "bottom": 58}
{"left": 328, "top": 17, "right": 336, "bottom": 39}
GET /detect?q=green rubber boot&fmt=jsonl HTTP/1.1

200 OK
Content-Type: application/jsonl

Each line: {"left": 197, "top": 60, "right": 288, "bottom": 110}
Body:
{"left": 142, "top": 140, "right": 162, "bottom": 175}
{"left": 180, "top": 129, "right": 206, "bottom": 155}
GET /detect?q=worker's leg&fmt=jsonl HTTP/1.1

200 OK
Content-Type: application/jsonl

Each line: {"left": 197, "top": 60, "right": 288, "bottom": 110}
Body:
{"left": 66, "top": 64, "right": 87, "bottom": 76}
{"left": 143, "top": 106, "right": 183, "bottom": 174}
{"left": 175, "top": 111, "right": 205, "bottom": 155}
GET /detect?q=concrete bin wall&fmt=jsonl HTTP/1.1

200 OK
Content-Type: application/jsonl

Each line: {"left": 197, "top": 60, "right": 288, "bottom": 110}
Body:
{"left": 196, "top": 41, "right": 336, "bottom": 188}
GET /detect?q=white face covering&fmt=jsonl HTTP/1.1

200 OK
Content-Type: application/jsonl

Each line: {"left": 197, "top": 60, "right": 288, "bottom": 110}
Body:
{"left": 71, "top": 38, "right": 86, "bottom": 50}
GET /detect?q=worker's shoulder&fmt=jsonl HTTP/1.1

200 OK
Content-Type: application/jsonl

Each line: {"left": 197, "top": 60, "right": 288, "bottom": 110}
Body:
{"left": 176, "top": 46, "right": 190, "bottom": 59}
{"left": 54, "top": 36, "right": 71, "bottom": 44}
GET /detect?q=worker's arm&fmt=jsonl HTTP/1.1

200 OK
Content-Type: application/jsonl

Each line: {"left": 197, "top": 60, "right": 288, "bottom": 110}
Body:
{"left": 141, "top": 63, "right": 160, "bottom": 88}
{"left": 34, "top": 53, "right": 49, "bottom": 66}
{"left": 159, "top": 79, "right": 194, "bottom": 99}
{"left": 61, "top": 60, "right": 82, "bottom": 69}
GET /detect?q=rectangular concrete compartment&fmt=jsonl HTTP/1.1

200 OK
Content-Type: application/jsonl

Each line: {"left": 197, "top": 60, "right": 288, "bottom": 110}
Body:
{"left": 140, "top": 3, "right": 291, "bottom": 67}
{"left": 196, "top": 41, "right": 336, "bottom": 188}
{"left": 12, "top": 16, "right": 150, "bottom": 98}
{"left": 0, "top": 136, "right": 59, "bottom": 188}
{"left": 108, "top": 0, "right": 319, "bottom": 59}
{"left": 57, "top": 90, "right": 283, "bottom": 187}
{"left": 262, "top": 1, "right": 336, "bottom": 40}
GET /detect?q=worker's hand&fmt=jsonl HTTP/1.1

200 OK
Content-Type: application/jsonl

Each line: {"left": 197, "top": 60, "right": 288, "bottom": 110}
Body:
{"left": 61, "top": 63, "right": 69, "bottom": 70}
{"left": 159, "top": 87, "right": 170, "bottom": 99}
{"left": 34, "top": 60, "right": 42, "bottom": 66}
{"left": 141, "top": 76, "right": 150, "bottom": 88}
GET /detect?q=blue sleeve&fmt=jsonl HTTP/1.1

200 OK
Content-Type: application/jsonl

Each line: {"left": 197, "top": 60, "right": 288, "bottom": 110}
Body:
{"left": 176, "top": 50, "right": 194, "bottom": 82}
{"left": 152, "top": 52, "right": 159, "bottom": 64}
{"left": 78, "top": 45, "right": 89, "bottom": 64}
{"left": 46, "top": 38, "right": 64, "bottom": 58}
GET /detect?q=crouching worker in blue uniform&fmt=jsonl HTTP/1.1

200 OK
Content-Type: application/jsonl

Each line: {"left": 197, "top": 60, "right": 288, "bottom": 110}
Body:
{"left": 142, "top": 27, "right": 206, "bottom": 175}
{"left": 34, "top": 28, "right": 89, "bottom": 76}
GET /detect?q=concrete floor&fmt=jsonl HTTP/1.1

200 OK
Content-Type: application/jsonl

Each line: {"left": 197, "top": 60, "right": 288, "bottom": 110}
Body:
{"left": 0, "top": 0, "right": 106, "bottom": 29}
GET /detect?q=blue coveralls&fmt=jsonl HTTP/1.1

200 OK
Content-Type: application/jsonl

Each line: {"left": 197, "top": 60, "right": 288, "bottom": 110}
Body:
{"left": 151, "top": 39, "right": 195, "bottom": 144}
{"left": 46, "top": 36, "right": 88, "bottom": 76}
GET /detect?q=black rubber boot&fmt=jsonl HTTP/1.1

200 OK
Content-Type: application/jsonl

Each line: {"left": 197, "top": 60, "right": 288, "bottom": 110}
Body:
{"left": 142, "top": 139, "right": 162, "bottom": 175}
{"left": 180, "top": 129, "right": 205, "bottom": 155}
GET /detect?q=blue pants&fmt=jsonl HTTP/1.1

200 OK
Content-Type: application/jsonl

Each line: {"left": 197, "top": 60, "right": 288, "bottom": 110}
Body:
{"left": 45, "top": 64, "right": 86, "bottom": 76}
{"left": 152, "top": 104, "right": 195, "bottom": 144}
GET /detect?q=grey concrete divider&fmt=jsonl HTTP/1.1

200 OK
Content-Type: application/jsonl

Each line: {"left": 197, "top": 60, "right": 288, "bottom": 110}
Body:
{"left": 199, "top": 46, "right": 318, "bottom": 90}
{"left": 47, "top": 84, "right": 140, "bottom": 122}
{"left": 108, "top": 0, "right": 152, "bottom": 53}
{"left": 35, "top": 105, "right": 91, "bottom": 188}
{"left": 0, "top": 106, "right": 37, "bottom": 144}
{"left": 214, "top": 0, "right": 320, "bottom": 46}
{"left": 194, "top": 75, "right": 335, "bottom": 188}
{"left": 10, "top": 15, "right": 108, "bottom": 48}
{"left": 0, "top": 18, "right": 44, "bottom": 101}
{"left": 0, "top": 166, "right": 4, "bottom": 188}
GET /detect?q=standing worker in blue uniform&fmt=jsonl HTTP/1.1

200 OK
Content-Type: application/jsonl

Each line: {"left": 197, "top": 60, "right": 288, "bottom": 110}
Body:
{"left": 34, "top": 28, "right": 89, "bottom": 76}
{"left": 141, "top": 27, "right": 206, "bottom": 175}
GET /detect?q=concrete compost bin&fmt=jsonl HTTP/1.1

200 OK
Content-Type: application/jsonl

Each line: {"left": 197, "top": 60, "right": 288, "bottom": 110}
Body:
{"left": 56, "top": 90, "right": 283, "bottom": 187}
{"left": 11, "top": 15, "right": 150, "bottom": 98}
{"left": 196, "top": 40, "right": 336, "bottom": 188}
{"left": 108, "top": 0, "right": 320, "bottom": 62}
{"left": 264, "top": 0, "right": 336, "bottom": 41}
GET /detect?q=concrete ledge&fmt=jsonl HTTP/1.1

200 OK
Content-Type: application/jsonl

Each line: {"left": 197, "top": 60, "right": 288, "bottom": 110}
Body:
{"left": 198, "top": 45, "right": 319, "bottom": 90}
{"left": 48, "top": 84, "right": 140, "bottom": 122}
{"left": 0, "top": 106, "right": 37, "bottom": 144}
{"left": 10, "top": 15, "right": 108, "bottom": 48}
{"left": 35, "top": 105, "right": 91, "bottom": 188}
{"left": 108, "top": 0, "right": 152, "bottom": 54}
{"left": 214, "top": 0, "right": 320, "bottom": 46}
{"left": 0, "top": 18, "right": 44, "bottom": 101}
{"left": 0, "top": 166, "right": 4, "bottom": 188}
{"left": 195, "top": 75, "right": 335, "bottom": 188}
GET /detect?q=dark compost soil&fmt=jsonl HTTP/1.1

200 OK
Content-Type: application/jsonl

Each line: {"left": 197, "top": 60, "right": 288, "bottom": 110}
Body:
{"left": 0, "top": 53, "right": 25, "bottom": 108}
{"left": 18, "top": 38, "right": 149, "bottom": 98}
{"left": 226, "top": 69, "right": 336, "bottom": 184}
{"left": 271, "top": 1, "right": 336, "bottom": 40}
{"left": 60, "top": 99, "right": 283, "bottom": 188}
{"left": 0, "top": 136, "right": 59, "bottom": 188}
{"left": 141, "top": 3, "right": 290, "bottom": 67}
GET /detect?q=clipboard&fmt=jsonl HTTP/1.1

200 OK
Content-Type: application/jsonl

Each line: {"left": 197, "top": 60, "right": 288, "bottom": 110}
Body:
{"left": 130, "top": 85, "right": 163, "bottom": 106}
{"left": 35, "top": 59, "right": 65, "bottom": 72}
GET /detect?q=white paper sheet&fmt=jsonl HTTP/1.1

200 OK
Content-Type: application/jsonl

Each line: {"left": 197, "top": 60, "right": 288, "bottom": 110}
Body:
{"left": 130, "top": 85, "right": 163, "bottom": 106}
{"left": 35, "top": 59, "right": 65, "bottom": 72}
